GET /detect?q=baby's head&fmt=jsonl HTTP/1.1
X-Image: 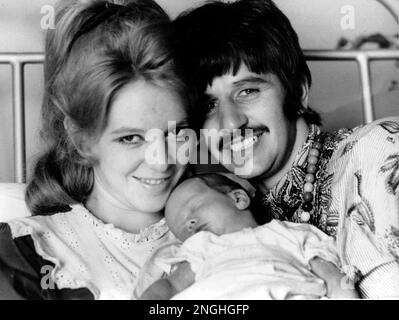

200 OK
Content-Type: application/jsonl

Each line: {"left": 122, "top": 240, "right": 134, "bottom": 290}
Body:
{"left": 165, "top": 173, "right": 261, "bottom": 241}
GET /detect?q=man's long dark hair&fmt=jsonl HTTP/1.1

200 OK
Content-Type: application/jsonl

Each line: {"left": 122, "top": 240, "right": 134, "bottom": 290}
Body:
{"left": 174, "top": 0, "right": 321, "bottom": 125}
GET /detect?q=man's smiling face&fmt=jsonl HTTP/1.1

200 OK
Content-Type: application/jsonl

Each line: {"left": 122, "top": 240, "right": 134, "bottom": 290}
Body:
{"left": 202, "top": 63, "right": 297, "bottom": 180}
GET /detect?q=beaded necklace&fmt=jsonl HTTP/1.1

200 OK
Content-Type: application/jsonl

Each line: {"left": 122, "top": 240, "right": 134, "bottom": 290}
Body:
{"left": 259, "top": 125, "right": 352, "bottom": 234}
{"left": 298, "top": 135, "right": 322, "bottom": 223}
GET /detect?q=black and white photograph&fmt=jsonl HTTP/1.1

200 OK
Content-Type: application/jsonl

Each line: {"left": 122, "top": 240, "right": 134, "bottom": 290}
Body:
{"left": 0, "top": 0, "right": 398, "bottom": 303}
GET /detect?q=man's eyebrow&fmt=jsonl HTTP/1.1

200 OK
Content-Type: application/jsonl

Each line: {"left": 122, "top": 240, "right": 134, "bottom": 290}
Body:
{"left": 204, "top": 76, "right": 270, "bottom": 99}
{"left": 232, "top": 76, "right": 270, "bottom": 88}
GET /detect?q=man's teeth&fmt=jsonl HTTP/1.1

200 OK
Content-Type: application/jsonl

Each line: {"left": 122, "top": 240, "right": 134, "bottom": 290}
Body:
{"left": 137, "top": 178, "right": 168, "bottom": 185}
{"left": 230, "top": 135, "right": 259, "bottom": 152}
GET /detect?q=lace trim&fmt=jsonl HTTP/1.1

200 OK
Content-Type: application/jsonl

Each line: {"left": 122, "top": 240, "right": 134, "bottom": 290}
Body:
{"left": 8, "top": 205, "right": 172, "bottom": 299}
{"left": 71, "top": 204, "right": 169, "bottom": 244}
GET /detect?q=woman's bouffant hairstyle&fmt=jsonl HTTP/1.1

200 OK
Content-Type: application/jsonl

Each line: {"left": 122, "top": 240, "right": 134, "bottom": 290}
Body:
{"left": 26, "top": 0, "right": 192, "bottom": 215}
{"left": 174, "top": 0, "right": 321, "bottom": 125}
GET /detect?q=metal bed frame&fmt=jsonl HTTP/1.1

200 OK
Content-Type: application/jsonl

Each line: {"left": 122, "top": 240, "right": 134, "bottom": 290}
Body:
{"left": 1, "top": 50, "right": 399, "bottom": 183}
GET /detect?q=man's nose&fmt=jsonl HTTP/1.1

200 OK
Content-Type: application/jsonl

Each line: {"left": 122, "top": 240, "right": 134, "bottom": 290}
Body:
{"left": 219, "top": 100, "right": 247, "bottom": 130}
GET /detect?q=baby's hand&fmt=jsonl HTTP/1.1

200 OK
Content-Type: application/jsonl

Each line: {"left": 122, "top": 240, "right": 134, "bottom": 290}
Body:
{"left": 309, "top": 257, "right": 359, "bottom": 299}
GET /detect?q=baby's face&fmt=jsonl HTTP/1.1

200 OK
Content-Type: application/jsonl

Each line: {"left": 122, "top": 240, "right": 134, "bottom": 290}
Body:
{"left": 165, "top": 178, "right": 250, "bottom": 241}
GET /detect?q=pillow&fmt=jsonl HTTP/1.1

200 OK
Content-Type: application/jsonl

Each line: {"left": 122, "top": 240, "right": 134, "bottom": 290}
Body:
{"left": 0, "top": 183, "right": 31, "bottom": 222}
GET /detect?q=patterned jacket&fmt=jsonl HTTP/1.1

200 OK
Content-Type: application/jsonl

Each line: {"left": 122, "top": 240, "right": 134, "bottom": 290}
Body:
{"left": 258, "top": 117, "right": 399, "bottom": 298}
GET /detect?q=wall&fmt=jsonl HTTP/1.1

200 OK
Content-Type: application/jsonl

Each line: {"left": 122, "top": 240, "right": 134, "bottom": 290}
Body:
{"left": 0, "top": 0, "right": 398, "bottom": 182}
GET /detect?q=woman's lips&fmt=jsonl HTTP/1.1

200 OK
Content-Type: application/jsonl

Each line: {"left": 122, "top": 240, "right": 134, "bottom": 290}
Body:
{"left": 133, "top": 176, "right": 172, "bottom": 193}
{"left": 135, "top": 177, "right": 170, "bottom": 185}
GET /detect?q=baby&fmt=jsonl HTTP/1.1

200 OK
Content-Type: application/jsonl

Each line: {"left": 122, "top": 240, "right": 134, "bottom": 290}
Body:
{"left": 139, "top": 173, "right": 358, "bottom": 300}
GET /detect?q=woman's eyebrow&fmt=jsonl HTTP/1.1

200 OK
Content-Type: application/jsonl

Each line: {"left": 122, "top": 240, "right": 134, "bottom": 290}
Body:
{"left": 111, "top": 127, "right": 145, "bottom": 135}
{"left": 111, "top": 118, "right": 191, "bottom": 136}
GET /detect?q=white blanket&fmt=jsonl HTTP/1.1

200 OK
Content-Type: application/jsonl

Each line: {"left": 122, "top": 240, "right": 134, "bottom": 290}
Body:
{"left": 154, "top": 220, "right": 340, "bottom": 300}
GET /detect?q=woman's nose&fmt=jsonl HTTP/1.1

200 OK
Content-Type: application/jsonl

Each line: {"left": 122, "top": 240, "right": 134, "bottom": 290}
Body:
{"left": 219, "top": 100, "right": 247, "bottom": 130}
{"left": 144, "top": 133, "right": 169, "bottom": 172}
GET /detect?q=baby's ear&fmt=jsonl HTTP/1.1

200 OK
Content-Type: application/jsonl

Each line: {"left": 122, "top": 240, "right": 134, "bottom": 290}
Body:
{"left": 228, "top": 189, "right": 250, "bottom": 210}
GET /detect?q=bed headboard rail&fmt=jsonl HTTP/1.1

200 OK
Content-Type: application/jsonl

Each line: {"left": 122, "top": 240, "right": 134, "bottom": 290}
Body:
{"left": 1, "top": 50, "right": 398, "bottom": 183}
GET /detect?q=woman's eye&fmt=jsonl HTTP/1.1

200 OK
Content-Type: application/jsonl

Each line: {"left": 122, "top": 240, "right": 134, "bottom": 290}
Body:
{"left": 119, "top": 135, "right": 143, "bottom": 145}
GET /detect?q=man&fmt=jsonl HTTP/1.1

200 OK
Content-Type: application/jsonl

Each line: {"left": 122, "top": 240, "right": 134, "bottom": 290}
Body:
{"left": 174, "top": 0, "right": 399, "bottom": 298}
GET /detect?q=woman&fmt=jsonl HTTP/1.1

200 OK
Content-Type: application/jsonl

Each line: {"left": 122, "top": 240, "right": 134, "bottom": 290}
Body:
{"left": 0, "top": 0, "right": 195, "bottom": 299}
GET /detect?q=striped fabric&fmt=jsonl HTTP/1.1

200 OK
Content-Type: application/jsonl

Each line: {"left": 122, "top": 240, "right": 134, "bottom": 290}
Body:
{"left": 327, "top": 117, "right": 399, "bottom": 298}
{"left": 260, "top": 116, "right": 399, "bottom": 299}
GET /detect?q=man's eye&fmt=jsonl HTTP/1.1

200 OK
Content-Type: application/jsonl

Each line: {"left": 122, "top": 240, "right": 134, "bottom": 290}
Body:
{"left": 238, "top": 88, "right": 259, "bottom": 97}
{"left": 119, "top": 135, "right": 143, "bottom": 145}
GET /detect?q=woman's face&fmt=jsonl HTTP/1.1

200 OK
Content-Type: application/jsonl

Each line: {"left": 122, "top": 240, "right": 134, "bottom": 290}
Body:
{"left": 89, "top": 80, "right": 190, "bottom": 214}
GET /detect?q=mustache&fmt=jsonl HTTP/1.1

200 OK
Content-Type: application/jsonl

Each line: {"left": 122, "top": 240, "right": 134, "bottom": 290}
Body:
{"left": 217, "top": 126, "right": 269, "bottom": 151}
